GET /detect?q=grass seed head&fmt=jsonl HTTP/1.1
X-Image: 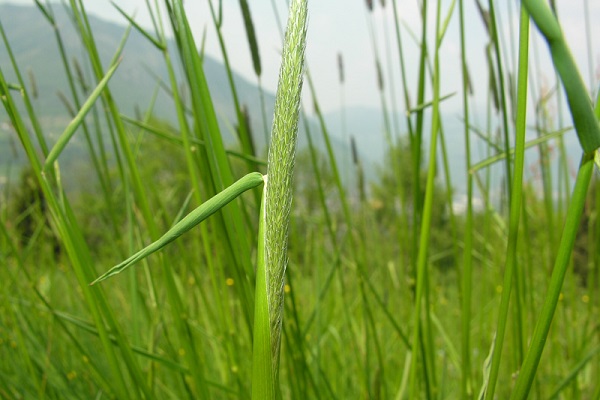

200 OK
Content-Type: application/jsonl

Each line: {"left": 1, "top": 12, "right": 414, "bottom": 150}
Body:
{"left": 264, "top": 0, "right": 308, "bottom": 373}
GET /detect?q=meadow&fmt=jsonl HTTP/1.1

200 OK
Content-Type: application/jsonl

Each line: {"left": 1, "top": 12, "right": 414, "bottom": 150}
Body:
{"left": 1, "top": 0, "right": 600, "bottom": 398}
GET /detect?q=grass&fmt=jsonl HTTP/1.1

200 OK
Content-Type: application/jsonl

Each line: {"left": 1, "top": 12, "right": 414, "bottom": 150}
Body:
{"left": 1, "top": 0, "right": 600, "bottom": 398}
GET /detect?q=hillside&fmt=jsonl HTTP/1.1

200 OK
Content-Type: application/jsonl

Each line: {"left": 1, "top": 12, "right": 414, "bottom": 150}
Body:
{"left": 1, "top": 3, "right": 375, "bottom": 191}
{"left": 0, "top": 3, "right": 273, "bottom": 138}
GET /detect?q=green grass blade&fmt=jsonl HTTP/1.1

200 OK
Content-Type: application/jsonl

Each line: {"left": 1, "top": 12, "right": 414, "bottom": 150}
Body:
{"left": 510, "top": 151, "right": 595, "bottom": 398}
{"left": 253, "top": 185, "right": 276, "bottom": 398}
{"left": 238, "top": 0, "right": 261, "bottom": 76}
{"left": 523, "top": 0, "right": 600, "bottom": 153}
{"left": 548, "top": 346, "right": 600, "bottom": 399}
{"left": 121, "top": 114, "right": 267, "bottom": 165}
{"left": 484, "top": 7, "right": 529, "bottom": 398}
{"left": 408, "top": 0, "right": 443, "bottom": 396}
{"left": 486, "top": 0, "right": 513, "bottom": 200}
{"left": 252, "top": 0, "right": 307, "bottom": 397}
{"left": 405, "top": 92, "right": 456, "bottom": 114}
{"left": 458, "top": 0, "right": 474, "bottom": 396}
{"left": 207, "top": 0, "right": 259, "bottom": 175}
{"left": 91, "top": 172, "right": 264, "bottom": 285}
{"left": 111, "top": 2, "right": 165, "bottom": 50}
{"left": 43, "top": 59, "right": 121, "bottom": 171}
{"left": 469, "top": 127, "right": 570, "bottom": 173}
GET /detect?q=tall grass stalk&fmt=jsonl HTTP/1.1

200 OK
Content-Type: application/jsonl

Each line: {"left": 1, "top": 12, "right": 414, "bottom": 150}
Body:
{"left": 207, "top": 0, "right": 258, "bottom": 174}
{"left": 486, "top": 0, "right": 513, "bottom": 203}
{"left": 484, "top": 6, "right": 530, "bottom": 398}
{"left": 252, "top": 0, "right": 307, "bottom": 398}
{"left": 408, "top": 0, "right": 444, "bottom": 397}
{"left": 511, "top": 151, "right": 596, "bottom": 399}
{"left": 522, "top": 0, "right": 600, "bottom": 153}
{"left": 458, "top": 0, "right": 473, "bottom": 396}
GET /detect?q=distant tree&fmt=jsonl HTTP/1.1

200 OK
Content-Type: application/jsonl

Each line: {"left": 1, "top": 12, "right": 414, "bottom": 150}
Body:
{"left": 369, "top": 136, "right": 455, "bottom": 270}
{"left": 572, "top": 177, "right": 600, "bottom": 286}
{"left": 10, "top": 166, "right": 60, "bottom": 256}
{"left": 293, "top": 148, "right": 337, "bottom": 217}
{"left": 370, "top": 137, "right": 421, "bottom": 224}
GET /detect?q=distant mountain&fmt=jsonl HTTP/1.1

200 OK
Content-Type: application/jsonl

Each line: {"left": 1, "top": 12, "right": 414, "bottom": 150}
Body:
{"left": 322, "top": 106, "right": 472, "bottom": 192}
{"left": 0, "top": 3, "right": 274, "bottom": 137}
{"left": 323, "top": 106, "right": 389, "bottom": 164}
{"left": 0, "top": 3, "right": 368, "bottom": 189}
{"left": 0, "top": 3, "right": 586, "bottom": 202}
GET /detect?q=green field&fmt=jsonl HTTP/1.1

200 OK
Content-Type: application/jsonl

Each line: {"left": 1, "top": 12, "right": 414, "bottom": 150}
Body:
{"left": 1, "top": 0, "right": 600, "bottom": 398}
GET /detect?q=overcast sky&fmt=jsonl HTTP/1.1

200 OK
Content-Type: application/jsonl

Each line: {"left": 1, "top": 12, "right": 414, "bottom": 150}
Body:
{"left": 1, "top": 0, "right": 598, "bottom": 117}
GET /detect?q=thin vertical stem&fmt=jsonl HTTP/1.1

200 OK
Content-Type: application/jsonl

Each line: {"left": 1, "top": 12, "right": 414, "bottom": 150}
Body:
{"left": 458, "top": 0, "right": 473, "bottom": 396}
{"left": 485, "top": 10, "right": 530, "bottom": 398}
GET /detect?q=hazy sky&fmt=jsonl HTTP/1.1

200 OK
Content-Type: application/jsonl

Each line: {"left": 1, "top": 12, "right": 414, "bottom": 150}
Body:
{"left": 1, "top": 0, "right": 598, "bottom": 117}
